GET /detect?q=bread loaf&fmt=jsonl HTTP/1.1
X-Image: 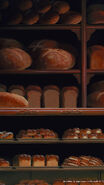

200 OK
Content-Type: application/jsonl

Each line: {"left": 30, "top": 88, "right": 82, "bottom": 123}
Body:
{"left": 61, "top": 11, "right": 82, "bottom": 24}
{"left": 39, "top": 10, "right": 60, "bottom": 24}
{"left": 53, "top": 1, "right": 70, "bottom": 14}
{"left": 88, "top": 45, "right": 104, "bottom": 69}
{"left": 0, "top": 92, "right": 28, "bottom": 108}
{"left": 61, "top": 86, "right": 78, "bottom": 108}
{"left": 32, "top": 155, "right": 45, "bottom": 167}
{"left": 9, "top": 85, "right": 25, "bottom": 97}
{"left": 13, "top": 154, "right": 31, "bottom": 167}
{"left": 38, "top": 0, "right": 52, "bottom": 14}
{"left": 23, "top": 10, "right": 39, "bottom": 25}
{"left": 0, "top": 38, "right": 23, "bottom": 49}
{"left": 37, "top": 48, "right": 75, "bottom": 70}
{"left": 53, "top": 180, "right": 65, "bottom": 185}
{"left": 43, "top": 86, "right": 60, "bottom": 108}
{"left": 17, "top": 0, "right": 33, "bottom": 12}
{"left": 46, "top": 155, "right": 59, "bottom": 167}
{"left": 26, "top": 86, "right": 42, "bottom": 108}
{"left": 0, "top": 48, "right": 32, "bottom": 70}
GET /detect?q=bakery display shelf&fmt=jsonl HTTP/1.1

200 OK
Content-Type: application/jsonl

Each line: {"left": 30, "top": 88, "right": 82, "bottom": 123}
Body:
{"left": 1, "top": 139, "right": 104, "bottom": 144}
{"left": 87, "top": 25, "right": 104, "bottom": 29}
{"left": 0, "top": 69, "right": 81, "bottom": 75}
{"left": 0, "top": 166, "right": 104, "bottom": 171}
{"left": 0, "top": 25, "right": 81, "bottom": 31}
{"left": 1, "top": 108, "right": 104, "bottom": 116}
{"left": 87, "top": 69, "right": 104, "bottom": 74}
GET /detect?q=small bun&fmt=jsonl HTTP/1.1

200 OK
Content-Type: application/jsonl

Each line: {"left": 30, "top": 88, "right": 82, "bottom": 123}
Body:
{"left": 53, "top": 1, "right": 70, "bottom": 14}
{"left": 61, "top": 11, "right": 82, "bottom": 24}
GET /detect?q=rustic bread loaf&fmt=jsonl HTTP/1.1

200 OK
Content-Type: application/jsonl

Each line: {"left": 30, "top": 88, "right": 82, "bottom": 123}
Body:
{"left": 61, "top": 11, "right": 82, "bottom": 24}
{"left": 61, "top": 86, "right": 79, "bottom": 108}
{"left": 39, "top": 10, "right": 60, "bottom": 24}
{"left": 23, "top": 10, "right": 39, "bottom": 25}
{"left": 88, "top": 45, "right": 104, "bottom": 69}
{"left": 37, "top": 48, "right": 75, "bottom": 70}
{"left": 0, "top": 48, "right": 32, "bottom": 70}
{"left": 0, "top": 92, "right": 28, "bottom": 107}
{"left": 53, "top": 1, "right": 70, "bottom": 14}
{"left": 38, "top": 0, "right": 52, "bottom": 14}
{"left": 0, "top": 38, "right": 23, "bottom": 49}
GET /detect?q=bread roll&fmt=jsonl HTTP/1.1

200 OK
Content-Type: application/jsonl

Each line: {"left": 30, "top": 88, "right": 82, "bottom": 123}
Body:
{"left": 0, "top": 92, "right": 28, "bottom": 108}
{"left": 0, "top": 48, "right": 32, "bottom": 70}
{"left": 0, "top": 159, "right": 10, "bottom": 167}
{"left": 26, "top": 86, "right": 42, "bottom": 108}
{"left": 53, "top": 1, "right": 70, "bottom": 14}
{"left": 9, "top": 85, "right": 25, "bottom": 97}
{"left": 37, "top": 48, "right": 75, "bottom": 70}
{"left": 17, "top": 0, "right": 33, "bottom": 12}
{"left": 39, "top": 10, "right": 60, "bottom": 24}
{"left": 88, "top": 45, "right": 104, "bottom": 69}
{"left": 61, "top": 11, "right": 82, "bottom": 24}
{"left": 61, "top": 87, "right": 78, "bottom": 108}
{"left": 43, "top": 86, "right": 60, "bottom": 108}
{"left": 23, "top": 10, "right": 39, "bottom": 25}
{"left": 0, "top": 0, "right": 9, "bottom": 10}
{"left": 7, "top": 12, "right": 23, "bottom": 25}
{"left": 0, "top": 38, "right": 23, "bottom": 49}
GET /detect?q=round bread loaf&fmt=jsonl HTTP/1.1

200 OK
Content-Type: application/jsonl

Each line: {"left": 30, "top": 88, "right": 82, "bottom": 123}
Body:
{"left": 0, "top": 38, "right": 23, "bottom": 49}
{"left": 88, "top": 45, "right": 104, "bottom": 69}
{"left": 0, "top": 0, "right": 9, "bottom": 10}
{"left": 53, "top": 1, "right": 70, "bottom": 14}
{"left": 7, "top": 12, "right": 23, "bottom": 25}
{"left": 39, "top": 10, "right": 60, "bottom": 24}
{"left": 23, "top": 10, "right": 39, "bottom": 25}
{"left": 17, "top": 0, "right": 33, "bottom": 12}
{"left": 0, "top": 48, "right": 32, "bottom": 70}
{"left": 61, "top": 11, "right": 82, "bottom": 24}
{"left": 0, "top": 92, "right": 29, "bottom": 107}
{"left": 37, "top": 48, "right": 75, "bottom": 70}
{"left": 87, "top": 10, "right": 104, "bottom": 24}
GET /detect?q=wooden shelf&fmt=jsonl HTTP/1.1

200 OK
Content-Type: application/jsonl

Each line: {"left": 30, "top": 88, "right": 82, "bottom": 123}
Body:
{"left": 87, "top": 69, "right": 104, "bottom": 74}
{"left": 0, "top": 166, "right": 104, "bottom": 171}
{"left": 0, "top": 108, "right": 104, "bottom": 116}
{"left": 87, "top": 25, "right": 104, "bottom": 29}
{"left": 0, "top": 25, "right": 81, "bottom": 30}
{"left": 0, "top": 69, "right": 81, "bottom": 75}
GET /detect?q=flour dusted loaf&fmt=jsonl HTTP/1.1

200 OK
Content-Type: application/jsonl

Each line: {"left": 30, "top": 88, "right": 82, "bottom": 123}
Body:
{"left": 0, "top": 48, "right": 32, "bottom": 70}
{"left": 61, "top": 11, "right": 82, "bottom": 24}
{"left": 0, "top": 38, "right": 23, "bottom": 49}
{"left": 88, "top": 45, "right": 104, "bottom": 69}
{"left": 37, "top": 48, "right": 75, "bottom": 70}
{"left": 0, "top": 92, "right": 28, "bottom": 108}
{"left": 61, "top": 86, "right": 79, "bottom": 108}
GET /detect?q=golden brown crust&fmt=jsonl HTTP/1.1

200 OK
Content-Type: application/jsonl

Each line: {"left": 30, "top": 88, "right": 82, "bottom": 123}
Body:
{"left": 19, "top": 154, "right": 31, "bottom": 160}
{"left": 53, "top": 1, "right": 70, "bottom": 14}
{"left": 0, "top": 92, "right": 29, "bottom": 108}
{"left": 46, "top": 155, "right": 59, "bottom": 161}
{"left": 23, "top": 10, "right": 39, "bottom": 25}
{"left": 0, "top": 48, "right": 32, "bottom": 70}
{"left": 32, "top": 155, "right": 45, "bottom": 161}
{"left": 62, "top": 86, "right": 78, "bottom": 94}
{"left": 38, "top": 2, "right": 52, "bottom": 14}
{"left": 0, "top": 159, "right": 10, "bottom": 167}
{"left": 26, "top": 85, "right": 42, "bottom": 93}
{"left": 44, "top": 85, "right": 60, "bottom": 92}
{"left": 9, "top": 85, "right": 25, "bottom": 92}
{"left": 61, "top": 11, "right": 82, "bottom": 24}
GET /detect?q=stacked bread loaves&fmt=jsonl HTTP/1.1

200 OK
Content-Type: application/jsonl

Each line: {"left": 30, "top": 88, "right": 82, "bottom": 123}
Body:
{"left": 87, "top": 4, "right": 104, "bottom": 24}
{"left": 0, "top": 0, "right": 82, "bottom": 25}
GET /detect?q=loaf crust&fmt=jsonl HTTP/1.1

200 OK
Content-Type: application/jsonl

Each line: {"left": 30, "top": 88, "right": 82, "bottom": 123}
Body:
{"left": 17, "top": 0, "right": 33, "bottom": 12}
{"left": 61, "top": 11, "right": 82, "bottom": 24}
{"left": 0, "top": 48, "right": 32, "bottom": 70}
{"left": 23, "top": 10, "right": 39, "bottom": 25}
{"left": 37, "top": 48, "right": 75, "bottom": 70}
{"left": 7, "top": 12, "right": 23, "bottom": 25}
{"left": 39, "top": 10, "right": 60, "bottom": 24}
{"left": 53, "top": 1, "right": 70, "bottom": 14}
{"left": 0, "top": 92, "right": 29, "bottom": 108}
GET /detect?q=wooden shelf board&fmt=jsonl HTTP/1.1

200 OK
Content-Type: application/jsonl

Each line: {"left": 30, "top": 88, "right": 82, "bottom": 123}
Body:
{"left": 87, "top": 25, "right": 104, "bottom": 29}
{"left": 87, "top": 69, "right": 104, "bottom": 73}
{"left": 0, "top": 108, "right": 104, "bottom": 116}
{"left": 0, "top": 69, "right": 80, "bottom": 75}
